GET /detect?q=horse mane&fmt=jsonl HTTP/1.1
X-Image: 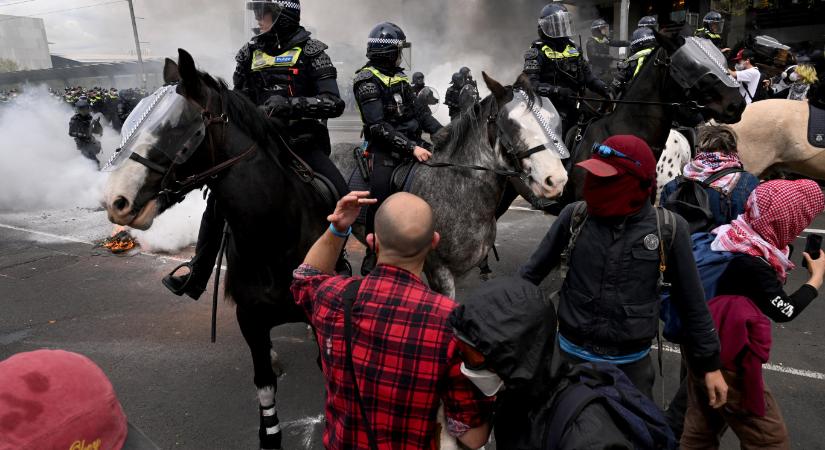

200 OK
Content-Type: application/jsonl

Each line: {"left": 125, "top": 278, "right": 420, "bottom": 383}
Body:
{"left": 200, "top": 73, "right": 283, "bottom": 154}
{"left": 436, "top": 96, "right": 493, "bottom": 160}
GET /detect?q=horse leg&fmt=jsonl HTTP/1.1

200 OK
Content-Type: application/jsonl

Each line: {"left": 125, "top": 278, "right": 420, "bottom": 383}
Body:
{"left": 426, "top": 264, "right": 457, "bottom": 298}
{"left": 236, "top": 303, "right": 282, "bottom": 450}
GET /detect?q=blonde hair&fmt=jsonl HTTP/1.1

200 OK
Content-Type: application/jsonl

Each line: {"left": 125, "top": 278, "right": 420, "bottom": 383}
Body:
{"left": 795, "top": 64, "right": 818, "bottom": 85}
{"left": 697, "top": 125, "right": 738, "bottom": 154}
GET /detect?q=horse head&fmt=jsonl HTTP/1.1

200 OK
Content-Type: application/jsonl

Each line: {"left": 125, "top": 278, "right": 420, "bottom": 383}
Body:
{"left": 483, "top": 72, "right": 569, "bottom": 199}
{"left": 103, "top": 49, "right": 230, "bottom": 229}
{"left": 655, "top": 31, "right": 746, "bottom": 124}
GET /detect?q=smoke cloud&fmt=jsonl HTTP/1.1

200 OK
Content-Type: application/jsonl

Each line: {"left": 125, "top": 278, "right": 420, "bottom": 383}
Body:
{"left": 130, "top": 191, "right": 206, "bottom": 254}
{"left": 0, "top": 86, "right": 110, "bottom": 211}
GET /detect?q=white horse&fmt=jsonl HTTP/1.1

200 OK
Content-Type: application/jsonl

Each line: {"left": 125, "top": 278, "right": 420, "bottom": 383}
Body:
{"left": 655, "top": 129, "right": 693, "bottom": 204}
{"left": 731, "top": 99, "right": 825, "bottom": 178}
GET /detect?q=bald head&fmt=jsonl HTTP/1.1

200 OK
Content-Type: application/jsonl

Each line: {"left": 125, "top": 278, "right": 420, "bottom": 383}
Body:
{"left": 374, "top": 193, "right": 436, "bottom": 259}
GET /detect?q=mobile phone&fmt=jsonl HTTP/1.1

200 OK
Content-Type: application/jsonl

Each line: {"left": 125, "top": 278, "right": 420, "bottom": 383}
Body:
{"left": 803, "top": 234, "right": 822, "bottom": 268}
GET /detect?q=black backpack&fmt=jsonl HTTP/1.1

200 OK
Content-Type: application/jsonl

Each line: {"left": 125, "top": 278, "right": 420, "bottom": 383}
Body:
{"left": 663, "top": 168, "right": 744, "bottom": 234}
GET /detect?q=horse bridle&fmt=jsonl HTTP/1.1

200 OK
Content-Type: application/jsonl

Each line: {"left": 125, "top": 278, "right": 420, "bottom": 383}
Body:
{"left": 127, "top": 87, "right": 258, "bottom": 206}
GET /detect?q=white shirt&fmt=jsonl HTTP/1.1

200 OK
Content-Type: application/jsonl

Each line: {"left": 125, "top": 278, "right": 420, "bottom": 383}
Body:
{"left": 735, "top": 67, "right": 761, "bottom": 104}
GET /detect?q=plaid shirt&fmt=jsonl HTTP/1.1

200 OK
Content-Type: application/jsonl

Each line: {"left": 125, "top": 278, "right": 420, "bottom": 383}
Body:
{"left": 292, "top": 263, "right": 493, "bottom": 450}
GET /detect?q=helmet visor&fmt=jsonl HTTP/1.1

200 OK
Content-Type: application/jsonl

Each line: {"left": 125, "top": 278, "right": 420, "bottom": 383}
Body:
{"left": 101, "top": 85, "right": 206, "bottom": 172}
{"left": 416, "top": 86, "right": 440, "bottom": 114}
{"left": 539, "top": 11, "right": 574, "bottom": 38}
{"left": 245, "top": 1, "right": 284, "bottom": 37}
{"left": 706, "top": 19, "right": 724, "bottom": 34}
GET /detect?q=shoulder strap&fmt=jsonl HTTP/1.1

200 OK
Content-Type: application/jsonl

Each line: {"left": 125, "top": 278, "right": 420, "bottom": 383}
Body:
{"left": 701, "top": 167, "right": 745, "bottom": 187}
{"left": 342, "top": 280, "right": 379, "bottom": 450}
{"left": 560, "top": 202, "right": 589, "bottom": 277}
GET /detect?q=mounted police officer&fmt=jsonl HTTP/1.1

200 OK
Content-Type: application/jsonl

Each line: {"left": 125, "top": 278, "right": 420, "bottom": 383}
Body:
{"left": 524, "top": 3, "right": 612, "bottom": 139}
{"left": 585, "top": 18, "right": 628, "bottom": 82}
{"left": 695, "top": 11, "right": 726, "bottom": 51}
{"left": 611, "top": 27, "right": 658, "bottom": 98}
{"left": 411, "top": 71, "right": 426, "bottom": 96}
{"left": 353, "top": 22, "right": 443, "bottom": 274}
{"left": 457, "top": 66, "right": 480, "bottom": 114}
{"left": 164, "top": 1, "right": 349, "bottom": 310}
{"left": 68, "top": 97, "right": 102, "bottom": 163}
{"left": 638, "top": 15, "right": 659, "bottom": 31}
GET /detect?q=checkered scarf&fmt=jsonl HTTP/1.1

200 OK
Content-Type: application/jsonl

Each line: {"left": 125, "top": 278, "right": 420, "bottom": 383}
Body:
{"left": 712, "top": 180, "right": 825, "bottom": 282}
{"left": 683, "top": 151, "right": 743, "bottom": 195}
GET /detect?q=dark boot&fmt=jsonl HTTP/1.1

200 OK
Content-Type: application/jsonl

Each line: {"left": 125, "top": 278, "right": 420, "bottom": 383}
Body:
{"left": 162, "top": 262, "right": 207, "bottom": 300}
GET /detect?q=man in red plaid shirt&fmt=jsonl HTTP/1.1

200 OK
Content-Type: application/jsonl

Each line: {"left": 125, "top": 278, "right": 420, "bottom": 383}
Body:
{"left": 291, "top": 191, "right": 494, "bottom": 449}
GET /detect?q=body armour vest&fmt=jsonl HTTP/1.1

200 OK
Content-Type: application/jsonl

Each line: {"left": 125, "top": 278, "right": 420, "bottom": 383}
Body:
{"left": 248, "top": 43, "right": 313, "bottom": 104}
{"left": 356, "top": 66, "right": 417, "bottom": 125}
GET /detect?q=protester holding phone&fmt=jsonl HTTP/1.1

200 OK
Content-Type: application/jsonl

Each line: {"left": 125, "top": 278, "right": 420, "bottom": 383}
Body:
{"left": 681, "top": 179, "right": 825, "bottom": 449}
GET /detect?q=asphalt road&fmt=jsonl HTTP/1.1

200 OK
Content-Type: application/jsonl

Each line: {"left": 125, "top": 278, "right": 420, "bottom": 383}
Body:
{"left": 2, "top": 119, "right": 825, "bottom": 449}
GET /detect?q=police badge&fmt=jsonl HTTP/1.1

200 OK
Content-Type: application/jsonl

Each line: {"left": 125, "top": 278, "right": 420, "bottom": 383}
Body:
{"left": 644, "top": 234, "right": 660, "bottom": 251}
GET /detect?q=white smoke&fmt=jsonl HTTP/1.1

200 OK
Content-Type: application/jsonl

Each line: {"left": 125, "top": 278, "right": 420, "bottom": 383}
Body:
{"left": 0, "top": 86, "right": 112, "bottom": 212}
{"left": 130, "top": 191, "right": 206, "bottom": 254}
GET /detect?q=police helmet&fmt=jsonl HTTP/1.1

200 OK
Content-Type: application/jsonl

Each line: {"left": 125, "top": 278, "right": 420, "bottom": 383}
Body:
{"left": 412, "top": 72, "right": 425, "bottom": 87}
{"left": 246, "top": 1, "right": 300, "bottom": 37}
{"left": 451, "top": 72, "right": 463, "bottom": 86}
{"left": 539, "top": 3, "right": 573, "bottom": 39}
{"left": 591, "top": 18, "right": 609, "bottom": 36}
{"left": 630, "top": 27, "right": 657, "bottom": 55}
{"left": 366, "top": 22, "right": 409, "bottom": 66}
{"left": 638, "top": 15, "right": 658, "bottom": 31}
{"left": 459, "top": 66, "right": 472, "bottom": 80}
{"left": 703, "top": 11, "right": 724, "bottom": 34}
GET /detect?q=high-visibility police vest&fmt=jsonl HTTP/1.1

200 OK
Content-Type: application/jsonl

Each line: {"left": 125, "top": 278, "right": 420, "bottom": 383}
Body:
{"left": 359, "top": 66, "right": 409, "bottom": 87}
{"left": 630, "top": 48, "right": 653, "bottom": 78}
{"left": 251, "top": 47, "right": 303, "bottom": 71}
{"left": 355, "top": 66, "right": 414, "bottom": 123}
{"left": 541, "top": 44, "right": 580, "bottom": 60}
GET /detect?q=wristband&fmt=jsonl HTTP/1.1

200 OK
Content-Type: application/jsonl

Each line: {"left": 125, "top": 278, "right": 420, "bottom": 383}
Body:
{"left": 329, "top": 223, "right": 352, "bottom": 238}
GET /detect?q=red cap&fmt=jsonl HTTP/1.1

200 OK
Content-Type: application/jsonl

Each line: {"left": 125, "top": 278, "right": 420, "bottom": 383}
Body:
{"left": 576, "top": 135, "right": 657, "bottom": 181}
{"left": 0, "top": 350, "right": 128, "bottom": 450}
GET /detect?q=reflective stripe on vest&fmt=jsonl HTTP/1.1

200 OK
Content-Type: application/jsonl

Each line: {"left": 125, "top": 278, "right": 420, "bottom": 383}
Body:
{"left": 630, "top": 48, "right": 653, "bottom": 78}
{"left": 251, "top": 47, "right": 303, "bottom": 71}
{"left": 541, "top": 44, "right": 580, "bottom": 60}
{"left": 695, "top": 28, "right": 721, "bottom": 40}
{"left": 360, "top": 66, "right": 409, "bottom": 87}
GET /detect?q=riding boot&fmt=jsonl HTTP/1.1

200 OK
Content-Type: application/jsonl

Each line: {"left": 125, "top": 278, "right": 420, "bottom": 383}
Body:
{"left": 162, "top": 193, "right": 223, "bottom": 300}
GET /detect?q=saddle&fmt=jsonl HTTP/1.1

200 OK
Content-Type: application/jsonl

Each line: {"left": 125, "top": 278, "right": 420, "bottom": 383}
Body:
{"left": 808, "top": 103, "right": 825, "bottom": 149}
{"left": 346, "top": 146, "right": 418, "bottom": 225}
{"left": 284, "top": 148, "right": 340, "bottom": 213}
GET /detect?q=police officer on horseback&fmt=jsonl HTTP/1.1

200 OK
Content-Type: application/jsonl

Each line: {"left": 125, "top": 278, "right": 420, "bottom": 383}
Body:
{"left": 353, "top": 22, "right": 443, "bottom": 274}
{"left": 638, "top": 15, "right": 659, "bottom": 31}
{"left": 524, "top": 3, "right": 612, "bottom": 139}
{"left": 411, "top": 71, "right": 426, "bottom": 96}
{"left": 611, "top": 27, "right": 658, "bottom": 98}
{"left": 695, "top": 11, "right": 727, "bottom": 51}
{"left": 444, "top": 72, "right": 464, "bottom": 120}
{"left": 164, "top": 0, "right": 350, "bottom": 310}
{"left": 585, "top": 18, "right": 628, "bottom": 82}
{"left": 68, "top": 97, "right": 103, "bottom": 163}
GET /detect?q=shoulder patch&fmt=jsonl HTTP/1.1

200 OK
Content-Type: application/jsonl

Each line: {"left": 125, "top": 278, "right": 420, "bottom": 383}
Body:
{"left": 353, "top": 70, "right": 375, "bottom": 84}
{"left": 355, "top": 81, "right": 381, "bottom": 102}
{"left": 304, "top": 39, "right": 329, "bottom": 57}
{"left": 524, "top": 48, "right": 540, "bottom": 60}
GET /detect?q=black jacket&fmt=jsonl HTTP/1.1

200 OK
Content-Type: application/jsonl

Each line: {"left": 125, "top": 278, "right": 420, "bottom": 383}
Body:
{"left": 520, "top": 203, "right": 721, "bottom": 374}
{"left": 449, "top": 277, "right": 632, "bottom": 450}
{"left": 716, "top": 254, "right": 818, "bottom": 322}
{"left": 233, "top": 27, "right": 344, "bottom": 120}
{"left": 353, "top": 65, "right": 442, "bottom": 158}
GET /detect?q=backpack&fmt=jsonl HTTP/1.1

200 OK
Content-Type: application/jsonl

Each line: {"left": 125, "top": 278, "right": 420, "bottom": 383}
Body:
{"left": 660, "top": 232, "right": 736, "bottom": 343}
{"left": 663, "top": 168, "right": 744, "bottom": 234}
{"left": 545, "top": 362, "right": 677, "bottom": 450}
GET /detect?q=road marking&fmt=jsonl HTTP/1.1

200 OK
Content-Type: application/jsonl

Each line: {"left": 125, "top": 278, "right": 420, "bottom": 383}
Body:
{"left": 657, "top": 343, "right": 825, "bottom": 381}
{"left": 803, "top": 228, "right": 825, "bottom": 235}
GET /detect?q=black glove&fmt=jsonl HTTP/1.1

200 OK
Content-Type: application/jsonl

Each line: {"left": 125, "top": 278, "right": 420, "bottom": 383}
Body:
{"left": 263, "top": 95, "right": 292, "bottom": 118}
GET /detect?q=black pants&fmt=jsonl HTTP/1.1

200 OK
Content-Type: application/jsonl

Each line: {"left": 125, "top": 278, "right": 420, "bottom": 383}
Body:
{"left": 665, "top": 356, "right": 690, "bottom": 441}
{"left": 556, "top": 347, "right": 657, "bottom": 400}
{"left": 366, "top": 152, "right": 399, "bottom": 235}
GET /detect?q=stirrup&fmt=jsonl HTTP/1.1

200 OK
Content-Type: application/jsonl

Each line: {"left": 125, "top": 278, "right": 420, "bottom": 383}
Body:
{"left": 162, "top": 262, "right": 194, "bottom": 296}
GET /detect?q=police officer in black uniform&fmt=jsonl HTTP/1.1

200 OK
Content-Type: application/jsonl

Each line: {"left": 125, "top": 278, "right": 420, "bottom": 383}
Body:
{"left": 444, "top": 72, "right": 464, "bottom": 120}
{"left": 411, "top": 71, "right": 426, "bottom": 96}
{"left": 611, "top": 27, "right": 658, "bottom": 98}
{"left": 585, "top": 18, "right": 628, "bottom": 82}
{"left": 524, "top": 3, "right": 612, "bottom": 139}
{"left": 353, "top": 22, "right": 442, "bottom": 274}
{"left": 638, "top": 15, "right": 659, "bottom": 31}
{"left": 68, "top": 97, "right": 103, "bottom": 163}
{"left": 695, "top": 11, "right": 726, "bottom": 50}
{"left": 164, "top": 0, "right": 349, "bottom": 305}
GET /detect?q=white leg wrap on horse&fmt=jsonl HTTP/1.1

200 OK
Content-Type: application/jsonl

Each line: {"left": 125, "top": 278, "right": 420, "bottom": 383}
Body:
{"left": 257, "top": 386, "right": 275, "bottom": 406}
{"left": 265, "top": 424, "right": 281, "bottom": 435}
{"left": 261, "top": 405, "right": 276, "bottom": 417}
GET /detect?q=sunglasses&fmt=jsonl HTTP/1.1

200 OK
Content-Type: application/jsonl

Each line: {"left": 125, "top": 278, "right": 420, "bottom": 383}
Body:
{"left": 592, "top": 143, "right": 642, "bottom": 167}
